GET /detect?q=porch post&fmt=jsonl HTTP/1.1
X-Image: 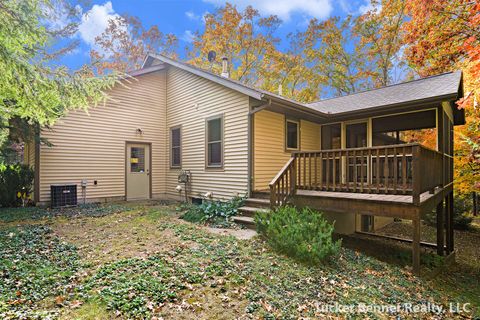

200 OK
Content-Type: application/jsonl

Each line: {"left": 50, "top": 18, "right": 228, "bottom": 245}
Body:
{"left": 445, "top": 191, "right": 454, "bottom": 253}
{"left": 412, "top": 215, "right": 421, "bottom": 274}
{"left": 436, "top": 200, "right": 444, "bottom": 256}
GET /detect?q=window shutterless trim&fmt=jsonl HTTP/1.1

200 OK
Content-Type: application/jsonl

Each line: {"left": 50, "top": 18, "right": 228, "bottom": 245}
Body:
{"left": 285, "top": 119, "right": 300, "bottom": 151}
{"left": 205, "top": 114, "right": 224, "bottom": 169}
{"left": 170, "top": 125, "right": 182, "bottom": 168}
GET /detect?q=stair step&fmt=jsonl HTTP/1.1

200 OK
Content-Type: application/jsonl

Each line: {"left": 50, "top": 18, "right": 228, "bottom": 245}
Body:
{"left": 238, "top": 206, "right": 269, "bottom": 217}
{"left": 232, "top": 216, "right": 256, "bottom": 230}
{"left": 244, "top": 198, "right": 270, "bottom": 208}
{"left": 251, "top": 191, "right": 270, "bottom": 199}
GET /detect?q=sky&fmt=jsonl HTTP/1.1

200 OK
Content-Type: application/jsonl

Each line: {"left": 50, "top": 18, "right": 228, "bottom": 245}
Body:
{"left": 59, "top": 0, "right": 377, "bottom": 69}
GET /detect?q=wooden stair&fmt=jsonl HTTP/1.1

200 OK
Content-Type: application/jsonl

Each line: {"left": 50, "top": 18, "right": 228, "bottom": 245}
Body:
{"left": 234, "top": 197, "right": 270, "bottom": 230}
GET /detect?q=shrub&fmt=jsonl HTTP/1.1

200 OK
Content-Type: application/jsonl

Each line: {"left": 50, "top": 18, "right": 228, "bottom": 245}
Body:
{"left": 423, "top": 195, "right": 473, "bottom": 230}
{"left": 179, "top": 195, "right": 245, "bottom": 227}
{"left": 0, "top": 163, "right": 34, "bottom": 207}
{"left": 255, "top": 206, "right": 341, "bottom": 264}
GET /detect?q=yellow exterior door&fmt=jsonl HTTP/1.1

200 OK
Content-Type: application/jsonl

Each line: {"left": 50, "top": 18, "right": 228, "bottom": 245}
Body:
{"left": 126, "top": 143, "right": 150, "bottom": 200}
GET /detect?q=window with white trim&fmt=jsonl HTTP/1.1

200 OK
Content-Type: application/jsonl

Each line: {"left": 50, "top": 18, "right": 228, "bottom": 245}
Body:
{"left": 207, "top": 116, "right": 223, "bottom": 167}
{"left": 286, "top": 120, "right": 299, "bottom": 150}
{"left": 171, "top": 127, "right": 181, "bottom": 168}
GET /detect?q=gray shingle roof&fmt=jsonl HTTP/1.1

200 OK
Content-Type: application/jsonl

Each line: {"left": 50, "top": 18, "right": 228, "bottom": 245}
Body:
{"left": 306, "top": 71, "right": 462, "bottom": 114}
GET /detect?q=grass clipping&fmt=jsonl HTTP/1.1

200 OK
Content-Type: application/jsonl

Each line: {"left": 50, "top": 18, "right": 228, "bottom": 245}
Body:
{"left": 255, "top": 206, "right": 341, "bottom": 264}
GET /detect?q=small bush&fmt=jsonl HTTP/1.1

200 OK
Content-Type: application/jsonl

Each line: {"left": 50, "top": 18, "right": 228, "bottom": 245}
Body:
{"left": 179, "top": 195, "right": 245, "bottom": 227}
{"left": 255, "top": 206, "right": 341, "bottom": 264}
{"left": 0, "top": 163, "right": 34, "bottom": 207}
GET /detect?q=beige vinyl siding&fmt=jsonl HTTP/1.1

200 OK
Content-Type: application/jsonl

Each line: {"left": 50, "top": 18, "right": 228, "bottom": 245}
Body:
{"left": 300, "top": 120, "right": 321, "bottom": 150}
{"left": 166, "top": 67, "right": 249, "bottom": 200}
{"left": 39, "top": 71, "right": 167, "bottom": 203}
{"left": 253, "top": 110, "right": 320, "bottom": 191}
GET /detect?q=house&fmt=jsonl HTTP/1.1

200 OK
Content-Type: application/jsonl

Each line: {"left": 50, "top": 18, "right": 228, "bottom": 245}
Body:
{"left": 25, "top": 53, "right": 464, "bottom": 272}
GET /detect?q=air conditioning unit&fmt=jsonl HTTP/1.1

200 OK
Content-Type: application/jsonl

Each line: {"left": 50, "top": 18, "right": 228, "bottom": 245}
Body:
{"left": 51, "top": 184, "right": 77, "bottom": 208}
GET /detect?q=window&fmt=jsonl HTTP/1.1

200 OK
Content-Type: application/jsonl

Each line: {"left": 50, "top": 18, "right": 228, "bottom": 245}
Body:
{"left": 130, "top": 147, "right": 145, "bottom": 173}
{"left": 170, "top": 127, "right": 181, "bottom": 168}
{"left": 206, "top": 116, "right": 223, "bottom": 167}
{"left": 286, "top": 120, "right": 299, "bottom": 150}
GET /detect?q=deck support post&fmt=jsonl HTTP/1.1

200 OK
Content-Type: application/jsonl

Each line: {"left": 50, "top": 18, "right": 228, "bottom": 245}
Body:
{"left": 445, "top": 191, "right": 454, "bottom": 254}
{"left": 412, "top": 216, "right": 421, "bottom": 274}
{"left": 436, "top": 200, "right": 444, "bottom": 256}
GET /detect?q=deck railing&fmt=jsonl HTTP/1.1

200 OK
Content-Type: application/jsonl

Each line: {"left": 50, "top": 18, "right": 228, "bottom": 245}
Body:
{"left": 269, "top": 143, "right": 450, "bottom": 208}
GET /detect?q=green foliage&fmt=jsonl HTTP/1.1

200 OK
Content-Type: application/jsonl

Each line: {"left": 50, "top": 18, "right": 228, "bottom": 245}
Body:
{"left": 255, "top": 206, "right": 341, "bottom": 264}
{"left": 0, "top": 203, "right": 133, "bottom": 222}
{"left": 0, "top": 163, "right": 34, "bottom": 207}
{"left": 179, "top": 195, "right": 245, "bottom": 227}
{"left": 0, "top": 225, "right": 80, "bottom": 318}
{"left": 424, "top": 196, "right": 474, "bottom": 230}
{"left": 0, "top": 0, "right": 117, "bottom": 126}
{"left": 0, "top": 204, "right": 478, "bottom": 318}
{"left": 83, "top": 225, "right": 241, "bottom": 318}
{"left": 84, "top": 257, "right": 179, "bottom": 318}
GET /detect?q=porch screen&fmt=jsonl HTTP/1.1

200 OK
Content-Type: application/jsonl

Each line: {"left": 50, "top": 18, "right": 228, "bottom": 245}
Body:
{"left": 372, "top": 109, "right": 436, "bottom": 147}
{"left": 321, "top": 123, "right": 341, "bottom": 150}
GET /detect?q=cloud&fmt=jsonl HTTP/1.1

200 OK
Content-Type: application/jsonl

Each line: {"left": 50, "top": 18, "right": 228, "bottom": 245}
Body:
{"left": 185, "top": 10, "right": 200, "bottom": 20}
{"left": 358, "top": 0, "right": 382, "bottom": 14}
{"left": 181, "top": 30, "right": 195, "bottom": 43}
{"left": 203, "top": 0, "right": 333, "bottom": 21}
{"left": 338, "top": 0, "right": 353, "bottom": 14}
{"left": 77, "top": 2, "right": 120, "bottom": 48}
{"left": 186, "top": 10, "right": 210, "bottom": 24}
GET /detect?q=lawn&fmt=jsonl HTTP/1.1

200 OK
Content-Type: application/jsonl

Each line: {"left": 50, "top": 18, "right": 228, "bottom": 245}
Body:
{"left": 0, "top": 202, "right": 478, "bottom": 319}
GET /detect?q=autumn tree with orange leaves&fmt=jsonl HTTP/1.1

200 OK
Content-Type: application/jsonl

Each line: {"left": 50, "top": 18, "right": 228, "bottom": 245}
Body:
{"left": 189, "top": 4, "right": 280, "bottom": 87}
{"left": 91, "top": 15, "right": 178, "bottom": 74}
{"left": 403, "top": 0, "right": 480, "bottom": 195}
{"left": 354, "top": 0, "right": 410, "bottom": 87}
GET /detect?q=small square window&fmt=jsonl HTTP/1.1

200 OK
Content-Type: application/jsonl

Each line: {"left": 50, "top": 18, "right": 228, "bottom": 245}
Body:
{"left": 131, "top": 147, "right": 145, "bottom": 173}
{"left": 286, "top": 120, "right": 299, "bottom": 150}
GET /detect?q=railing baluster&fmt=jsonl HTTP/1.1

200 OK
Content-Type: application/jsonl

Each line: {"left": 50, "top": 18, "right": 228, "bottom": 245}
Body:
{"left": 376, "top": 149, "right": 380, "bottom": 193}
{"left": 314, "top": 152, "right": 318, "bottom": 189}
{"left": 402, "top": 147, "right": 407, "bottom": 194}
{"left": 367, "top": 148, "right": 372, "bottom": 193}
{"left": 326, "top": 152, "right": 330, "bottom": 191}
{"left": 345, "top": 150, "right": 349, "bottom": 192}
{"left": 298, "top": 153, "right": 302, "bottom": 189}
{"left": 309, "top": 153, "right": 312, "bottom": 190}
{"left": 384, "top": 147, "right": 389, "bottom": 194}
{"left": 292, "top": 156, "right": 296, "bottom": 193}
{"left": 393, "top": 147, "right": 398, "bottom": 194}
{"left": 333, "top": 151, "right": 336, "bottom": 191}
{"left": 360, "top": 149, "right": 364, "bottom": 193}
{"left": 319, "top": 152, "right": 323, "bottom": 190}
{"left": 303, "top": 153, "right": 308, "bottom": 189}
{"left": 353, "top": 149, "right": 357, "bottom": 193}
